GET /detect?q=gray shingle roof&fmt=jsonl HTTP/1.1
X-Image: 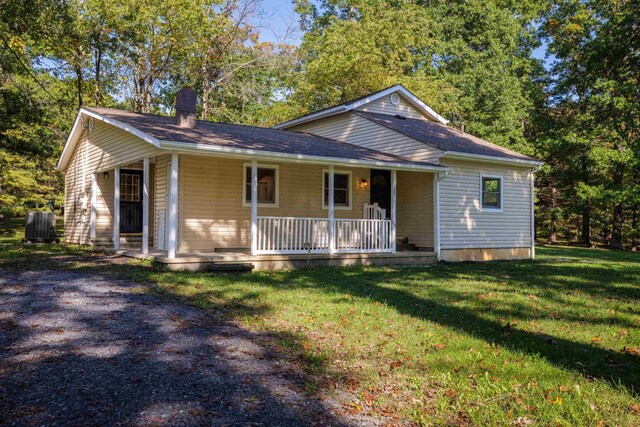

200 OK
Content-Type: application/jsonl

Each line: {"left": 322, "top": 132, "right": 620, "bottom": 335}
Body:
{"left": 86, "top": 107, "right": 443, "bottom": 169}
{"left": 355, "top": 111, "right": 537, "bottom": 162}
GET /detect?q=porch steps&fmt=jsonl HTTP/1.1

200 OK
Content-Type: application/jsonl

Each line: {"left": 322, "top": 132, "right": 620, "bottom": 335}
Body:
{"left": 91, "top": 235, "right": 142, "bottom": 250}
{"left": 396, "top": 237, "right": 418, "bottom": 252}
{"left": 120, "top": 234, "right": 142, "bottom": 249}
{"left": 207, "top": 262, "right": 255, "bottom": 273}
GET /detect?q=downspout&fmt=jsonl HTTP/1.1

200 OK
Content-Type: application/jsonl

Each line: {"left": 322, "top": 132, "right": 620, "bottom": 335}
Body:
{"left": 530, "top": 168, "right": 536, "bottom": 260}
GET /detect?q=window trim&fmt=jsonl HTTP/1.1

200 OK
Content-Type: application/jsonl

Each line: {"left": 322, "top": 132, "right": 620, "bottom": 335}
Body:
{"left": 242, "top": 163, "right": 279, "bottom": 208}
{"left": 480, "top": 174, "right": 503, "bottom": 213}
{"left": 322, "top": 169, "right": 352, "bottom": 210}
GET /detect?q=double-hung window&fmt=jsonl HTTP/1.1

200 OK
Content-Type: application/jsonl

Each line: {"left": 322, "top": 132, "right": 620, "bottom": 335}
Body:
{"left": 480, "top": 175, "right": 503, "bottom": 212}
{"left": 243, "top": 164, "right": 278, "bottom": 207}
{"left": 322, "top": 170, "right": 351, "bottom": 209}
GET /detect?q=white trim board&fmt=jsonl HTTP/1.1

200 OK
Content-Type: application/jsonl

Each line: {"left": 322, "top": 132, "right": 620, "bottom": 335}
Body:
{"left": 160, "top": 140, "right": 448, "bottom": 173}
{"left": 443, "top": 151, "right": 543, "bottom": 167}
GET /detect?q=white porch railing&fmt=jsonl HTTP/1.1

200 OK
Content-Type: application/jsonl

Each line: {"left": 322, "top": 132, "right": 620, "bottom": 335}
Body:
{"left": 255, "top": 216, "right": 393, "bottom": 255}
{"left": 363, "top": 203, "right": 386, "bottom": 220}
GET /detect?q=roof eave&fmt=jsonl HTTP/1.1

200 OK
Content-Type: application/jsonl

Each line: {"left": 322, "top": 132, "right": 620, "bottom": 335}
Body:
{"left": 56, "top": 107, "right": 162, "bottom": 172}
{"left": 160, "top": 140, "right": 449, "bottom": 173}
{"left": 443, "top": 151, "right": 543, "bottom": 167}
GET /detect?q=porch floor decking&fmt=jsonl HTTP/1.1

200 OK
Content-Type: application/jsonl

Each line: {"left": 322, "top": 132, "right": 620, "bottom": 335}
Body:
{"left": 116, "top": 249, "right": 437, "bottom": 271}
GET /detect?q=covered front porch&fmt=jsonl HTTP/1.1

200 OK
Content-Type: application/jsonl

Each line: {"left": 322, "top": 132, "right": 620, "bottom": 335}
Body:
{"left": 91, "top": 151, "right": 446, "bottom": 270}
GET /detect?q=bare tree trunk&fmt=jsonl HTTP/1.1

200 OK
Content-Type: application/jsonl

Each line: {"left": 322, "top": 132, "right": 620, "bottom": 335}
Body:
{"left": 549, "top": 187, "right": 558, "bottom": 243}
{"left": 143, "top": 76, "right": 152, "bottom": 113}
{"left": 611, "top": 204, "right": 624, "bottom": 250}
{"left": 94, "top": 47, "right": 102, "bottom": 106}
{"left": 632, "top": 205, "right": 638, "bottom": 250}
{"left": 610, "top": 163, "right": 625, "bottom": 250}
{"left": 580, "top": 206, "right": 591, "bottom": 246}
{"left": 75, "top": 66, "right": 84, "bottom": 108}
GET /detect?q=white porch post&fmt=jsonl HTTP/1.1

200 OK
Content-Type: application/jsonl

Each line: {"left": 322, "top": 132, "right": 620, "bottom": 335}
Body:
{"left": 390, "top": 170, "right": 397, "bottom": 253}
{"left": 251, "top": 160, "right": 258, "bottom": 255}
{"left": 113, "top": 167, "right": 120, "bottom": 250}
{"left": 90, "top": 172, "right": 97, "bottom": 240}
{"left": 328, "top": 165, "right": 335, "bottom": 254}
{"left": 530, "top": 169, "right": 535, "bottom": 260}
{"left": 142, "top": 158, "right": 149, "bottom": 255}
{"left": 168, "top": 153, "right": 179, "bottom": 259}
{"left": 433, "top": 173, "right": 441, "bottom": 261}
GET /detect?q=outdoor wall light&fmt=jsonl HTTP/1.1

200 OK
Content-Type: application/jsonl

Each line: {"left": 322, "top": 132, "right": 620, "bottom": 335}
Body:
{"left": 358, "top": 178, "right": 369, "bottom": 190}
{"left": 103, "top": 171, "right": 110, "bottom": 180}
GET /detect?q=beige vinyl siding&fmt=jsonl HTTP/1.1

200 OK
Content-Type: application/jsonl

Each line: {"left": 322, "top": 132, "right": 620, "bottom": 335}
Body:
{"left": 355, "top": 95, "right": 430, "bottom": 121}
{"left": 64, "top": 130, "right": 91, "bottom": 244}
{"left": 95, "top": 170, "right": 114, "bottom": 240}
{"left": 396, "top": 171, "right": 434, "bottom": 249}
{"left": 291, "top": 112, "right": 445, "bottom": 163}
{"left": 179, "top": 155, "right": 371, "bottom": 253}
{"left": 154, "top": 154, "right": 171, "bottom": 250}
{"left": 438, "top": 159, "right": 533, "bottom": 250}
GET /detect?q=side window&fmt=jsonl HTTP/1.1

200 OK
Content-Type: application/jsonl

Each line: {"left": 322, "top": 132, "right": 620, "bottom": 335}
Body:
{"left": 481, "top": 176, "right": 502, "bottom": 211}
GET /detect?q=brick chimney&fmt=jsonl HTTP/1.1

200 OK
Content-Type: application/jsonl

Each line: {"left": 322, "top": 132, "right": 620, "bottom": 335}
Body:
{"left": 175, "top": 86, "right": 197, "bottom": 128}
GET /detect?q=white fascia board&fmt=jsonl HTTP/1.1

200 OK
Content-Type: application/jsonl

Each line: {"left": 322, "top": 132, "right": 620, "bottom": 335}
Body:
{"left": 160, "top": 140, "right": 449, "bottom": 173}
{"left": 80, "top": 108, "right": 161, "bottom": 147}
{"left": 443, "top": 151, "right": 543, "bottom": 167}
{"left": 56, "top": 108, "right": 162, "bottom": 172}
{"left": 274, "top": 84, "right": 448, "bottom": 129}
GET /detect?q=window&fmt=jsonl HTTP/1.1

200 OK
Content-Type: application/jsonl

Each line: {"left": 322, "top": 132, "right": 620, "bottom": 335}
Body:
{"left": 481, "top": 175, "right": 502, "bottom": 211}
{"left": 323, "top": 170, "right": 351, "bottom": 209}
{"left": 243, "top": 164, "right": 278, "bottom": 207}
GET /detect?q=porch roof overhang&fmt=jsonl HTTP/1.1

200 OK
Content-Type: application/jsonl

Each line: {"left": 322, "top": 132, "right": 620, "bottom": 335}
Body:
{"left": 57, "top": 107, "right": 449, "bottom": 173}
{"left": 159, "top": 140, "right": 448, "bottom": 172}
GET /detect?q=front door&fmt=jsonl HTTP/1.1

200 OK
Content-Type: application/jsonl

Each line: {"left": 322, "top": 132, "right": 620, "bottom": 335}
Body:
{"left": 370, "top": 169, "right": 391, "bottom": 219}
{"left": 120, "top": 170, "right": 143, "bottom": 233}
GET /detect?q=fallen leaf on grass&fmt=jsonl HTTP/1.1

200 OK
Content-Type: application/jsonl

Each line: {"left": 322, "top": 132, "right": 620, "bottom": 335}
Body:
{"left": 622, "top": 346, "right": 640, "bottom": 356}
{"left": 512, "top": 417, "right": 533, "bottom": 426}
{"left": 344, "top": 402, "right": 362, "bottom": 414}
{"left": 363, "top": 391, "right": 375, "bottom": 405}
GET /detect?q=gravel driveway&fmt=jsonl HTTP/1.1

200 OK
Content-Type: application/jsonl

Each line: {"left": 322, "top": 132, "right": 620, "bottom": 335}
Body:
{"left": 0, "top": 269, "right": 370, "bottom": 426}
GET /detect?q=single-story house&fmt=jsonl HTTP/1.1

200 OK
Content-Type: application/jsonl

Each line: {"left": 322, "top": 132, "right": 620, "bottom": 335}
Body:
{"left": 57, "top": 85, "right": 542, "bottom": 270}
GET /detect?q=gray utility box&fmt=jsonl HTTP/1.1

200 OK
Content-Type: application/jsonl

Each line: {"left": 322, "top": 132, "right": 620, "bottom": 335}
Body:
{"left": 25, "top": 212, "right": 59, "bottom": 243}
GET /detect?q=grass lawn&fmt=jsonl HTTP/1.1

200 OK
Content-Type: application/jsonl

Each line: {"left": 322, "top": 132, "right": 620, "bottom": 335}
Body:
{"left": 1, "top": 218, "right": 639, "bottom": 425}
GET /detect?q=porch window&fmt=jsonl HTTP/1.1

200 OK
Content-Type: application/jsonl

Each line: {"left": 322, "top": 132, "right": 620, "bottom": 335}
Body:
{"left": 243, "top": 164, "right": 278, "bottom": 207}
{"left": 481, "top": 175, "right": 502, "bottom": 211}
{"left": 323, "top": 170, "right": 351, "bottom": 209}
